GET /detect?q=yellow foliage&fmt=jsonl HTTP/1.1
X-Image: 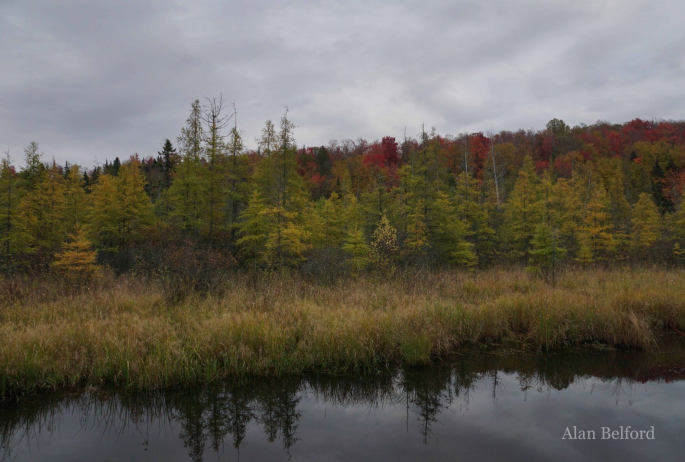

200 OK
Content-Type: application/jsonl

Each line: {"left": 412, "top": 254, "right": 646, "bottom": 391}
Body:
{"left": 52, "top": 224, "right": 102, "bottom": 280}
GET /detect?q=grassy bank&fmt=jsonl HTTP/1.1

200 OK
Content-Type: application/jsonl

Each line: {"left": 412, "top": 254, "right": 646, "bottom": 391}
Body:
{"left": 2, "top": 267, "right": 685, "bottom": 396}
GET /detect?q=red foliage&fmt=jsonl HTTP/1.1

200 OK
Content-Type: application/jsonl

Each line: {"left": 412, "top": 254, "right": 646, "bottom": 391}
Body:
{"left": 469, "top": 133, "right": 490, "bottom": 179}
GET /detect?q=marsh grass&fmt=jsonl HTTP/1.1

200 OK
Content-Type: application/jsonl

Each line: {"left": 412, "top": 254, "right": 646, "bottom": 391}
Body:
{"left": 1, "top": 267, "right": 684, "bottom": 396}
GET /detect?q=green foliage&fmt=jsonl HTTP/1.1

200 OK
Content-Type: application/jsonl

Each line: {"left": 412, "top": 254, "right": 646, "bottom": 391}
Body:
{"left": 630, "top": 193, "right": 661, "bottom": 249}
{"left": 0, "top": 154, "right": 30, "bottom": 268}
{"left": 576, "top": 185, "right": 615, "bottom": 263}
{"left": 7, "top": 114, "right": 685, "bottom": 273}
{"left": 342, "top": 226, "right": 371, "bottom": 276}
{"left": 502, "top": 156, "right": 543, "bottom": 258}
{"left": 370, "top": 215, "right": 398, "bottom": 275}
{"left": 527, "top": 222, "right": 566, "bottom": 282}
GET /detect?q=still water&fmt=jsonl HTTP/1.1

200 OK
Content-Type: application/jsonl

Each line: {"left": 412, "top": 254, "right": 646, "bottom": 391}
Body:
{"left": 2, "top": 339, "right": 685, "bottom": 462}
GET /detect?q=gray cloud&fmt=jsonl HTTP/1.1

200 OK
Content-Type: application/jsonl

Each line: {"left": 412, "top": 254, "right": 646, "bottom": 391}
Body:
{"left": 1, "top": 0, "right": 684, "bottom": 166}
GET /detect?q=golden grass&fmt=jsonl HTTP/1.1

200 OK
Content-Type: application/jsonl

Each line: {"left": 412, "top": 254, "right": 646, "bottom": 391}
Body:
{"left": 1, "top": 267, "right": 685, "bottom": 396}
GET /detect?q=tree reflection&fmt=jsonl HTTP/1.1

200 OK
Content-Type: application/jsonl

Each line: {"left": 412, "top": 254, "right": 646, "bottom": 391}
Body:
{"left": 2, "top": 344, "right": 684, "bottom": 461}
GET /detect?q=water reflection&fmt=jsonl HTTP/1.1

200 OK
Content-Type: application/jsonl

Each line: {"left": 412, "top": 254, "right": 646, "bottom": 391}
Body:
{"left": 2, "top": 342, "right": 685, "bottom": 462}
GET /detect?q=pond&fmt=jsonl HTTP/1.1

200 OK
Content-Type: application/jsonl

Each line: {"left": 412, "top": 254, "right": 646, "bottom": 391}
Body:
{"left": 2, "top": 337, "right": 685, "bottom": 461}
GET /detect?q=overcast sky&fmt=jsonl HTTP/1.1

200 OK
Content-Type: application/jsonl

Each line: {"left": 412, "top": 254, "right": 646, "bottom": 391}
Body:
{"left": 1, "top": 0, "right": 684, "bottom": 167}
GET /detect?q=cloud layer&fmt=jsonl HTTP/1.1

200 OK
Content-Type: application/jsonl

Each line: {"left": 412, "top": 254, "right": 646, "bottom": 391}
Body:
{"left": 1, "top": 0, "right": 684, "bottom": 166}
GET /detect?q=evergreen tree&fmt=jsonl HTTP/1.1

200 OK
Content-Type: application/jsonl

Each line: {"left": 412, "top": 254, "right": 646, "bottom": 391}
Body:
{"left": 159, "top": 139, "right": 177, "bottom": 190}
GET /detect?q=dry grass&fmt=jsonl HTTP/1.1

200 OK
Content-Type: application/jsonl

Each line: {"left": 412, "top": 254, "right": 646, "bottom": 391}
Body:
{"left": 1, "top": 267, "right": 685, "bottom": 396}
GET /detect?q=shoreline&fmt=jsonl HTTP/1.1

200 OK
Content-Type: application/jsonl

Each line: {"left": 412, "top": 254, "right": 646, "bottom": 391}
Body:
{"left": 2, "top": 267, "right": 685, "bottom": 397}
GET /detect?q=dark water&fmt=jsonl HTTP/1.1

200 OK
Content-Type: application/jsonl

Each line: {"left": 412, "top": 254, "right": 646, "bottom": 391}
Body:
{"left": 2, "top": 339, "right": 685, "bottom": 462}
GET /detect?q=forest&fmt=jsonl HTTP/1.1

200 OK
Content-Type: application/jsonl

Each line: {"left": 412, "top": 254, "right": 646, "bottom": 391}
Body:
{"left": 3, "top": 99, "right": 685, "bottom": 395}
{"left": 2, "top": 98, "right": 685, "bottom": 288}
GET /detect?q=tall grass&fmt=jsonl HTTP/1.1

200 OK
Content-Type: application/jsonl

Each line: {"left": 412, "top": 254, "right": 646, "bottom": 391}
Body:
{"left": 1, "top": 267, "right": 684, "bottom": 396}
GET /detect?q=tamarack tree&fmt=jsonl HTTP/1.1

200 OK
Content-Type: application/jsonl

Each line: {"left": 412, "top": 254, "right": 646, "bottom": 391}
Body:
{"left": 5, "top": 112, "right": 685, "bottom": 278}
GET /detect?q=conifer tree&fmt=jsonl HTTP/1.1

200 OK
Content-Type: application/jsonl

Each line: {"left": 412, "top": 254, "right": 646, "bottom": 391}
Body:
{"left": 453, "top": 171, "right": 496, "bottom": 261}
{"left": 431, "top": 191, "right": 476, "bottom": 266}
{"left": 0, "top": 152, "right": 30, "bottom": 268}
{"left": 202, "top": 96, "right": 230, "bottom": 242}
{"left": 404, "top": 199, "right": 430, "bottom": 258}
{"left": 630, "top": 192, "right": 661, "bottom": 250}
{"left": 502, "top": 156, "right": 543, "bottom": 259}
{"left": 342, "top": 226, "right": 371, "bottom": 276}
{"left": 527, "top": 222, "right": 566, "bottom": 283}
{"left": 159, "top": 139, "right": 177, "bottom": 190}
{"left": 168, "top": 100, "right": 206, "bottom": 236}
{"left": 227, "top": 123, "right": 250, "bottom": 243}
{"left": 21, "top": 160, "right": 66, "bottom": 254}
{"left": 63, "top": 164, "right": 88, "bottom": 232}
{"left": 21, "top": 141, "right": 44, "bottom": 191}
{"left": 576, "top": 185, "right": 615, "bottom": 263}
{"left": 116, "top": 157, "right": 155, "bottom": 248}
{"left": 237, "top": 191, "right": 272, "bottom": 267}
{"left": 52, "top": 224, "right": 102, "bottom": 281}
{"left": 88, "top": 174, "right": 120, "bottom": 252}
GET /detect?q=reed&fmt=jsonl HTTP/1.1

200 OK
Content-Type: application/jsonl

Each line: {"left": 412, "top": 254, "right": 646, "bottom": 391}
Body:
{"left": 1, "top": 267, "right": 684, "bottom": 396}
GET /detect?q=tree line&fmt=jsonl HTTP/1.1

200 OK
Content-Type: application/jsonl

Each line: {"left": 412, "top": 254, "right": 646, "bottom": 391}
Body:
{"left": 2, "top": 98, "right": 685, "bottom": 279}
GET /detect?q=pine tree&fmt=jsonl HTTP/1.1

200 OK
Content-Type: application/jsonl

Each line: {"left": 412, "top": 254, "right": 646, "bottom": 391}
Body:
{"left": 52, "top": 224, "right": 102, "bottom": 281}
{"left": 630, "top": 192, "right": 660, "bottom": 250}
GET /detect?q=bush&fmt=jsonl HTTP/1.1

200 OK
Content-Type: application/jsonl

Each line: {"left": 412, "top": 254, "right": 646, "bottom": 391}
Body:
{"left": 135, "top": 240, "right": 236, "bottom": 301}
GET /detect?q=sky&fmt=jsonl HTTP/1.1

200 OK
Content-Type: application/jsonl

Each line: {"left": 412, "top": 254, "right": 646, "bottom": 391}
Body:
{"left": 1, "top": 0, "right": 684, "bottom": 167}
